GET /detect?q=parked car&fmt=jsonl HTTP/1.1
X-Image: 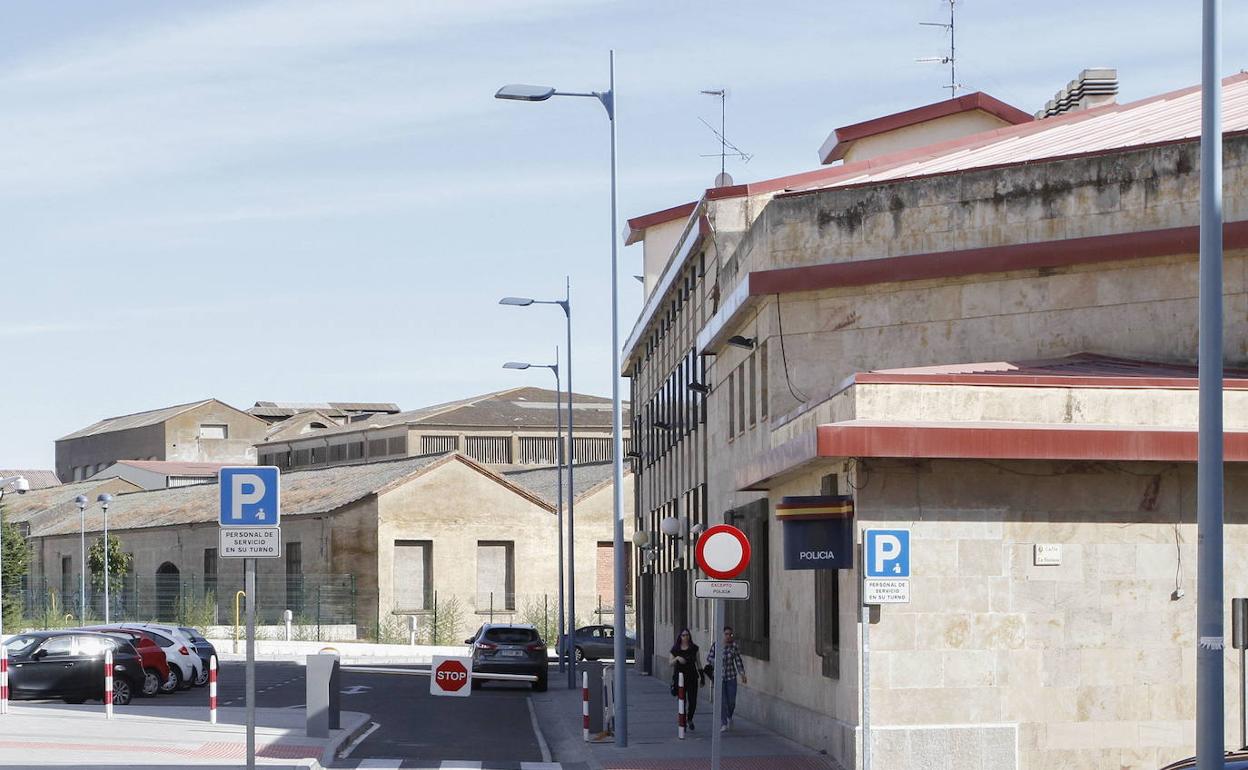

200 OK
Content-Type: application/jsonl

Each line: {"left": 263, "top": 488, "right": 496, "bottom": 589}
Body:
{"left": 1160, "top": 752, "right": 1248, "bottom": 769}
{"left": 2, "top": 631, "right": 145, "bottom": 705}
{"left": 559, "top": 624, "right": 637, "bottom": 662}
{"left": 94, "top": 629, "right": 171, "bottom": 697}
{"left": 118, "top": 623, "right": 205, "bottom": 688}
{"left": 465, "top": 623, "right": 548, "bottom": 692}
{"left": 177, "top": 626, "right": 217, "bottom": 684}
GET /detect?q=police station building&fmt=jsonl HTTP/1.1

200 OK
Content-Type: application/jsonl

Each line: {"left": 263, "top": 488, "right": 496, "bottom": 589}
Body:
{"left": 623, "top": 76, "right": 1248, "bottom": 769}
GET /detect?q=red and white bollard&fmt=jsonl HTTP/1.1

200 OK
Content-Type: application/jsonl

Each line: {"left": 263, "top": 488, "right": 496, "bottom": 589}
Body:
{"left": 581, "top": 670, "right": 590, "bottom": 742}
{"left": 1, "top": 647, "right": 9, "bottom": 715}
{"left": 209, "top": 655, "right": 217, "bottom": 724}
{"left": 104, "top": 648, "right": 114, "bottom": 720}
{"left": 677, "top": 672, "right": 686, "bottom": 739}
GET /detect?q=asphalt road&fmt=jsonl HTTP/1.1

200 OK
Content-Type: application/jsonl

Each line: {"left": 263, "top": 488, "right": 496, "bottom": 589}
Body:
{"left": 165, "top": 661, "right": 544, "bottom": 766}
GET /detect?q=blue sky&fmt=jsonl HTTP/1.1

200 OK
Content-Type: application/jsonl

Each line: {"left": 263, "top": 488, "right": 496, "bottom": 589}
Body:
{"left": 1, "top": 0, "right": 1245, "bottom": 468}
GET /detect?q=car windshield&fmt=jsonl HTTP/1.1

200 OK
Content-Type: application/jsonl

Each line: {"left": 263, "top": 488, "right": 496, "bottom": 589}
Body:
{"left": 484, "top": 628, "right": 539, "bottom": 644}
{"left": 2, "top": 635, "right": 39, "bottom": 655}
{"left": 146, "top": 631, "right": 174, "bottom": 648}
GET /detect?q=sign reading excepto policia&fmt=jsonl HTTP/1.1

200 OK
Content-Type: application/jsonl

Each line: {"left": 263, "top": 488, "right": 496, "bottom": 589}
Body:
{"left": 776, "top": 496, "right": 854, "bottom": 570}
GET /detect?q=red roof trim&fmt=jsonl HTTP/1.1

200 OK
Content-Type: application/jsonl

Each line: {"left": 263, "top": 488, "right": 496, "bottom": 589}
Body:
{"left": 816, "top": 423, "right": 1248, "bottom": 463}
{"left": 749, "top": 220, "right": 1248, "bottom": 296}
{"left": 819, "top": 92, "right": 1034, "bottom": 164}
{"left": 625, "top": 201, "right": 698, "bottom": 245}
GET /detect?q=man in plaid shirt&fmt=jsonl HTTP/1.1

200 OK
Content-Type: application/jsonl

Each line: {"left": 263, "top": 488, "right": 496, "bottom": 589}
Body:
{"left": 706, "top": 625, "right": 748, "bottom": 732}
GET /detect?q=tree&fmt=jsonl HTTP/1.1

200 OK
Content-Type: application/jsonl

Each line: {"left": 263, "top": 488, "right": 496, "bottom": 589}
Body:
{"left": 1, "top": 515, "right": 30, "bottom": 629}
{"left": 88, "top": 534, "right": 132, "bottom": 596}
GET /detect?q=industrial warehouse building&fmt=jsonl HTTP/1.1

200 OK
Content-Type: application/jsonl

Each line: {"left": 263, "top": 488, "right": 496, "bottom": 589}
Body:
{"left": 19, "top": 452, "right": 632, "bottom": 637}
{"left": 623, "top": 71, "right": 1248, "bottom": 769}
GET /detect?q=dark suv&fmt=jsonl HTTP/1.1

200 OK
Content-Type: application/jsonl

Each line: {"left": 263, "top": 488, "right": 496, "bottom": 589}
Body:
{"left": 465, "top": 623, "right": 548, "bottom": 692}
{"left": 3, "top": 630, "right": 145, "bottom": 705}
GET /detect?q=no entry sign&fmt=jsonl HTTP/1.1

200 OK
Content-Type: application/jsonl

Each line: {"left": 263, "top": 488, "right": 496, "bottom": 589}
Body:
{"left": 430, "top": 656, "right": 472, "bottom": 697}
{"left": 695, "top": 525, "right": 751, "bottom": 580}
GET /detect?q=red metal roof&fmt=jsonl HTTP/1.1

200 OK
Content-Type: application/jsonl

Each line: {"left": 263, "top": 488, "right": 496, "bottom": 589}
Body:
{"left": 818, "top": 91, "right": 1033, "bottom": 164}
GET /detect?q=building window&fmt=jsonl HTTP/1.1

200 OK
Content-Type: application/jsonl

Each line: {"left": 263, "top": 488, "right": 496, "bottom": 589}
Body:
{"left": 61, "top": 555, "right": 73, "bottom": 602}
{"left": 760, "top": 340, "right": 769, "bottom": 420}
{"left": 286, "top": 542, "right": 304, "bottom": 615}
{"left": 389, "top": 436, "right": 409, "bottom": 455}
{"left": 465, "top": 436, "right": 512, "bottom": 464}
{"left": 329, "top": 444, "right": 347, "bottom": 462}
{"left": 394, "top": 540, "right": 433, "bottom": 612}
{"left": 726, "top": 499, "right": 770, "bottom": 660}
{"left": 815, "top": 474, "right": 840, "bottom": 678}
{"left": 748, "top": 352, "right": 757, "bottom": 427}
{"left": 199, "top": 424, "right": 228, "bottom": 440}
{"left": 204, "top": 548, "right": 218, "bottom": 599}
{"left": 422, "top": 435, "right": 458, "bottom": 455}
{"left": 737, "top": 364, "right": 746, "bottom": 435}
{"left": 293, "top": 449, "right": 311, "bottom": 467}
{"left": 727, "top": 370, "right": 736, "bottom": 438}
{"left": 348, "top": 442, "right": 364, "bottom": 460}
{"left": 476, "top": 541, "right": 515, "bottom": 611}
{"left": 73, "top": 467, "right": 84, "bottom": 481}
{"left": 368, "top": 438, "right": 387, "bottom": 458}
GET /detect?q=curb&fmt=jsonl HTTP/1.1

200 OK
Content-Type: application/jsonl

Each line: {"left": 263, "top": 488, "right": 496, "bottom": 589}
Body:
{"left": 316, "top": 710, "right": 373, "bottom": 768}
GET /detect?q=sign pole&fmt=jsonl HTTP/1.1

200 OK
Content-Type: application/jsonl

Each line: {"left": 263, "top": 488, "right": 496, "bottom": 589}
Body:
{"left": 860, "top": 543, "right": 871, "bottom": 770}
{"left": 711, "top": 597, "right": 724, "bottom": 770}
{"left": 246, "top": 556, "right": 256, "bottom": 770}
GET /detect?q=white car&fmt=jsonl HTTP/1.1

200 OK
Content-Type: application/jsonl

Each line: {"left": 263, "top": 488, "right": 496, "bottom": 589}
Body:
{"left": 116, "top": 624, "right": 205, "bottom": 689}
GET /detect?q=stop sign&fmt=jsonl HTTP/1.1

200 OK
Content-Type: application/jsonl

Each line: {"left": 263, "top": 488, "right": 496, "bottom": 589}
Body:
{"left": 430, "top": 656, "right": 472, "bottom": 697}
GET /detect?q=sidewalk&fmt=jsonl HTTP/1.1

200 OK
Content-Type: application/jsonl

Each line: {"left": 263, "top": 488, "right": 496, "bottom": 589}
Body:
{"left": 0, "top": 703, "right": 368, "bottom": 768}
{"left": 532, "top": 666, "right": 844, "bottom": 770}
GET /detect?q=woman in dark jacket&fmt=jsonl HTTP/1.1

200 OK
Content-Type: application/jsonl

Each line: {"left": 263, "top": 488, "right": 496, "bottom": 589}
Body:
{"left": 669, "top": 628, "right": 703, "bottom": 730}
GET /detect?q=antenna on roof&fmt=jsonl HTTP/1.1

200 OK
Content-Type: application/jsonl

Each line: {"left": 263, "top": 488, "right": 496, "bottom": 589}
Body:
{"left": 917, "top": 0, "right": 960, "bottom": 98}
{"left": 698, "top": 88, "right": 752, "bottom": 186}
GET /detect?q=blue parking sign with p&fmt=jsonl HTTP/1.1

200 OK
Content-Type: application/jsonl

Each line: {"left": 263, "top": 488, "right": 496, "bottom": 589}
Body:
{"left": 865, "top": 529, "right": 910, "bottom": 578}
{"left": 219, "top": 467, "right": 281, "bottom": 526}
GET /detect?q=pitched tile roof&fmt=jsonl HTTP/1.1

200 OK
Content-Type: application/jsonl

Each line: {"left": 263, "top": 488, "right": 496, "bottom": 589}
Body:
{"left": 269, "top": 387, "right": 627, "bottom": 441}
{"left": 0, "top": 470, "right": 60, "bottom": 489}
{"left": 107, "top": 461, "right": 229, "bottom": 476}
{"left": 27, "top": 453, "right": 452, "bottom": 537}
{"left": 57, "top": 399, "right": 219, "bottom": 441}
{"left": 249, "top": 402, "right": 400, "bottom": 419}
{"left": 501, "top": 461, "right": 621, "bottom": 507}
{"left": 1, "top": 478, "right": 140, "bottom": 524}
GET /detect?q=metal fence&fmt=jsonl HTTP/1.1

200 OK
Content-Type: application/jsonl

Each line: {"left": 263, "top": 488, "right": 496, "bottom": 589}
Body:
{"left": 374, "top": 591, "right": 635, "bottom": 647}
{"left": 13, "top": 573, "right": 356, "bottom": 630}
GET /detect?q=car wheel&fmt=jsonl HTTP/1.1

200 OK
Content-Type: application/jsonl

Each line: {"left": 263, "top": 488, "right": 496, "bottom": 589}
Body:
{"left": 141, "top": 669, "right": 161, "bottom": 697}
{"left": 574, "top": 647, "right": 585, "bottom": 662}
{"left": 161, "top": 667, "right": 181, "bottom": 693}
{"left": 111, "top": 679, "right": 132, "bottom": 706}
{"left": 532, "top": 675, "right": 548, "bottom": 693}
{"left": 194, "top": 665, "right": 209, "bottom": 687}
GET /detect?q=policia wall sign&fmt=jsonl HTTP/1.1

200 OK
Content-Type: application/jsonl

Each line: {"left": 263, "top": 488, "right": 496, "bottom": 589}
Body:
{"left": 775, "top": 495, "right": 854, "bottom": 570}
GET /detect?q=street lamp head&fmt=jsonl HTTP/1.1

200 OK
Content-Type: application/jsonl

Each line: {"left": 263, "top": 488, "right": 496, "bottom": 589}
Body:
{"left": 75, "top": 494, "right": 88, "bottom": 509}
{"left": 97, "top": 492, "right": 113, "bottom": 509}
{"left": 495, "top": 84, "right": 557, "bottom": 102}
{"left": 12, "top": 477, "right": 29, "bottom": 494}
{"left": 499, "top": 297, "right": 535, "bottom": 307}
{"left": 503, "top": 362, "right": 532, "bottom": 370}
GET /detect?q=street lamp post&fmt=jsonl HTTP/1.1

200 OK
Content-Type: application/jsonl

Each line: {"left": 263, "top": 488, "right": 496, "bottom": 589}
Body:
{"left": 97, "top": 493, "right": 113, "bottom": 624}
{"left": 74, "top": 495, "right": 88, "bottom": 621}
{"left": 0, "top": 475, "right": 31, "bottom": 639}
{"left": 501, "top": 281, "right": 577, "bottom": 687}
{"left": 496, "top": 50, "right": 627, "bottom": 745}
{"left": 504, "top": 356, "right": 567, "bottom": 673}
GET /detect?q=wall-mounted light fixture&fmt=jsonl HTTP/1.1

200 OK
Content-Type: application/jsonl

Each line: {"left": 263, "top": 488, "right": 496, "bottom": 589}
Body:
{"left": 687, "top": 382, "right": 711, "bottom": 394}
{"left": 727, "top": 335, "right": 756, "bottom": 350}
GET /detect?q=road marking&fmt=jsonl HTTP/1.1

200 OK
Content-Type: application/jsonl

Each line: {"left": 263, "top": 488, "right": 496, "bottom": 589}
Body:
{"left": 520, "top": 763, "right": 564, "bottom": 769}
{"left": 439, "top": 762, "right": 482, "bottom": 768}
{"left": 526, "top": 696, "right": 552, "bottom": 763}
{"left": 356, "top": 761, "right": 403, "bottom": 769}
{"left": 339, "top": 720, "right": 381, "bottom": 760}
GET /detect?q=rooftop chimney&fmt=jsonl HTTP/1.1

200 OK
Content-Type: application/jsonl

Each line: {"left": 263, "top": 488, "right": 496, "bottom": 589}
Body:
{"left": 1035, "top": 68, "right": 1119, "bottom": 118}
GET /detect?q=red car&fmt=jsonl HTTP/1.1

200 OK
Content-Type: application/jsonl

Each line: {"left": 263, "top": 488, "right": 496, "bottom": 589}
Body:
{"left": 96, "top": 629, "right": 174, "bottom": 696}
